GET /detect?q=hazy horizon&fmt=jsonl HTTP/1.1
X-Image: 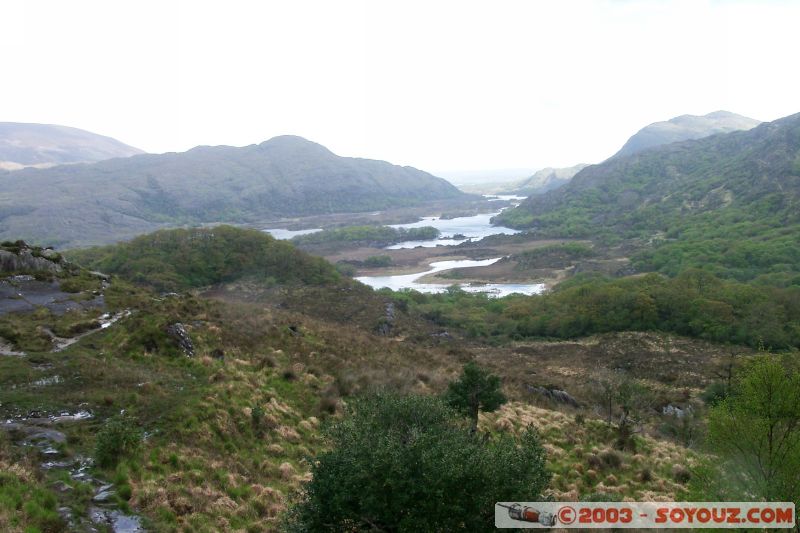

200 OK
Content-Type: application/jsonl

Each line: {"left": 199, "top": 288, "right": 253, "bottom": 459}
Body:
{"left": 2, "top": 0, "right": 798, "bottom": 172}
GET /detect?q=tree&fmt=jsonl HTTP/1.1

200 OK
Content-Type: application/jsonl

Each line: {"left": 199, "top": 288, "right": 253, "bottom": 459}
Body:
{"left": 591, "top": 372, "right": 652, "bottom": 450}
{"left": 613, "top": 378, "right": 652, "bottom": 451}
{"left": 444, "top": 362, "right": 507, "bottom": 432}
{"left": 286, "top": 392, "right": 549, "bottom": 532}
{"left": 694, "top": 356, "right": 800, "bottom": 509}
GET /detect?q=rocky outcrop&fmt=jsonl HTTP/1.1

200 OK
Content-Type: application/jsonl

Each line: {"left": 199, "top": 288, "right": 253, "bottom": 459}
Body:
{"left": 376, "top": 303, "right": 395, "bottom": 336}
{"left": 0, "top": 245, "right": 62, "bottom": 274}
{"left": 528, "top": 385, "right": 580, "bottom": 407}
{"left": 165, "top": 323, "right": 194, "bottom": 356}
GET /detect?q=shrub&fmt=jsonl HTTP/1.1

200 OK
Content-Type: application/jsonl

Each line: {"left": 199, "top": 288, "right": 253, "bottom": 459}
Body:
{"left": 363, "top": 255, "right": 393, "bottom": 268}
{"left": 600, "top": 449, "right": 623, "bottom": 469}
{"left": 700, "top": 381, "right": 728, "bottom": 406}
{"left": 672, "top": 464, "right": 691, "bottom": 484}
{"left": 95, "top": 415, "right": 143, "bottom": 468}
{"left": 286, "top": 392, "right": 549, "bottom": 531}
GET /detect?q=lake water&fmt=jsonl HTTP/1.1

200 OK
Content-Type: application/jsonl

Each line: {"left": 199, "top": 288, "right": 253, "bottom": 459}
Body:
{"left": 264, "top": 195, "right": 527, "bottom": 247}
{"left": 356, "top": 258, "right": 545, "bottom": 297}
{"left": 264, "top": 227, "right": 322, "bottom": 240}
{"left": 385, "top": 195, "right": 525, "bottom": 249}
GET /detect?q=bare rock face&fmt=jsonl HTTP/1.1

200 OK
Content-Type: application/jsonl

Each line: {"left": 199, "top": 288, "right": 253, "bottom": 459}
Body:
{"left": 165, "top": 323, "right": 194, "bottom": 356}
{"left": 0, "top": 241, "right": 62, "bottom": 274}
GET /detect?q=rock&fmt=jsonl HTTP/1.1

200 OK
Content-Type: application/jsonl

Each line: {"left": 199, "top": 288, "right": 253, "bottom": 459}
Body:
{"left": 211, "top": 348, "right": 225, "bottom": 360}
{"left": 165, "top": 323, "right": 194, "bottom": 356}
{"left": 40, "top": 248, "right": 60, "bottom": 260}
{"left": 51, "top": 480, "right": 73, "bottom": 493}
{"left": 376, "top": 302, "right": 396, "bottom": 336}
{"left": 93, "top": 488, "right": 116, "bottom": 503}
{"left": 662, "top": 404, "right": 692, "bottom": 418}
{"left": 0, "top": 249, "right": 62, "bottom": 274}
{"left": 528, "top": 385, "right": 580, "bottom": 407}
{"left": 88, "top": 270, "right": 110, "bottom": 281}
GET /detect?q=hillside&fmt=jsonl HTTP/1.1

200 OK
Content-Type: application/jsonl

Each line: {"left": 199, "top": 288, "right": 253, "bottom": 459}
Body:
{"left": 611, "top": 110, "right": 760, "bottom": 159}
{"left": 510, "top": 163, "right": 589, "bottom": 195}
{"left": 0, "top": 226, "right": 737, "bottom": 531}
{"left": 0, "top": 122, "right": 143, "bottom": 169}
{"left": 67, "top": 226, "right": 339, "bottom": 292}
{"left": 0, "top": 135, "right": 465, "bottom": 248}
{"left": 495, "top": 112, "right": 800, "bottom": 283}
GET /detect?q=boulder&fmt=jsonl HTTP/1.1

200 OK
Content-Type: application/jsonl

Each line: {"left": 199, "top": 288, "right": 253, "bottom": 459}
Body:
{"left": 528, "top": 385, "right": 580, "bottom": 407}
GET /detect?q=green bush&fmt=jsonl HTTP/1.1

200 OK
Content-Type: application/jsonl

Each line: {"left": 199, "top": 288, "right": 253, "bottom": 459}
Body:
{"left": 67, "top": 226, "right": 339, "bottom": 292}
{"left": 286, "top": 392, "right": 549, "bottom": 532}
{"left": 95, "top": 415, "right": 143, "bottom": 468}
{"left": 363, "top": 255, "right": 393, "bottom": 268}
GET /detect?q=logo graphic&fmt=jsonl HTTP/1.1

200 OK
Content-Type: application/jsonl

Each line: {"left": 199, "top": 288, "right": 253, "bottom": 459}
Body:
{"left": 495, "top": 502, "right": 796, "bottom": 529}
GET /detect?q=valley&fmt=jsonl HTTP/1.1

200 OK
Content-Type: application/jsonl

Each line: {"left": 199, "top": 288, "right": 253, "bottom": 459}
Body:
{"left": 1, "top": 24, "right": 799, "bottom": 529}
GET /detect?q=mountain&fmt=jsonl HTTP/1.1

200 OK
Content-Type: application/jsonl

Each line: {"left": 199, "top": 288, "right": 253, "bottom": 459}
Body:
{"left": 0, "top": 135, "right": 465, "bottom": 247}
{"left": 611, "top": 110, "right": 760, "bottom": 159}
{"left": 496, "top": 112, "right": 800, "bottom": 282}
{"left": 510, "top": 164, "right": 589, "bottom": 195}
{"left": 0, "top": 122, "right": 143, "bottom": 169}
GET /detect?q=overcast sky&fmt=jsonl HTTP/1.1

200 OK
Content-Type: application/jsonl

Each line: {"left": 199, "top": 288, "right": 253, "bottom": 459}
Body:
{"left": 2, "top": 0, "right": 798, "bottom": 176}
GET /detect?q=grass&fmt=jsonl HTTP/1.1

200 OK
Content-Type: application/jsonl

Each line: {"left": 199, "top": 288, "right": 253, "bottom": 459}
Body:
{"left": 0, "top": 268, "right": 722, "bottom": 531}
{"left": 482, "top": 403, "right": 697, "bottom": 502}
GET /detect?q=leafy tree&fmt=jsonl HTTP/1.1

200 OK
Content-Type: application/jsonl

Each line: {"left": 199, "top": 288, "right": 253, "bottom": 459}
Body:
{"left": 692, "top": 356, "right": 800, "bottom": 511}
{"left": 286, "top": 393, "right": 549, "bottom": 532}
{"left": 591, "top": 374, "right": 652, "bottom": 450}
{"left": 444, "top": 362, "right": 507, "bottom": 432}
{"left": 614, "top": 379, "right": 652, "bottom": 450}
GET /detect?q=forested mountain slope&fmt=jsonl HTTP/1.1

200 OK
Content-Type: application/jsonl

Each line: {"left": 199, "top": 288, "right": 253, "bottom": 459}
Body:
{"left": 497, "top": 112, "right": 800, "bottom": 283}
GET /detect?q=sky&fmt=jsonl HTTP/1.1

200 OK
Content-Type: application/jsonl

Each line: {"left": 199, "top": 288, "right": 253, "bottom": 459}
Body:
{"left": 2, "top": 0, "right": 799, "bottom": 177}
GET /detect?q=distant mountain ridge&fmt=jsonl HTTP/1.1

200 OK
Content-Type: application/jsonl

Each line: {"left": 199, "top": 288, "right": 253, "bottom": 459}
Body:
{"left": 0, "top": 135, "right": 465, "bottom": 248}
{"left": 0, "top": 122, "right": 143, "bottom": 169}
{"left": 498, "top": 111, "right": 800, "bottom": 232}
{"left": 494, "top": 111, "right": 800, "bottom": 281}
{"left": 611, "top": 110, "right": 760, "bottom": 159}
{"left": 510, "top": 164, "right": 589, "bottom": 195}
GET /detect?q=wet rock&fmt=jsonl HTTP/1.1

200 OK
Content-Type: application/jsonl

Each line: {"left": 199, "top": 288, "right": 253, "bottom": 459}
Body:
{"left": 528, "top": 385, "right": 580, "bottom": 407}
{"left": 93, "top": 484, "right": 116, "bottom": 503}
{"left": 165, "top": 323, "right": 194, "bottom": 356}
{"left": 89, "top": 507, "right": 144, "bottom": 533}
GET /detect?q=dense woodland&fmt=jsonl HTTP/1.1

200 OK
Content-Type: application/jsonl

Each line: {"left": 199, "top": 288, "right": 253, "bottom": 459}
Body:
{"left": 391, "top": 270, "right": 800, "bottom": 349}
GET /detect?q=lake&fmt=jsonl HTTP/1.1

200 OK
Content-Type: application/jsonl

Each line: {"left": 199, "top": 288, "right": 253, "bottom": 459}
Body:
{"left": 355, "top": 258, "right": 545, "bottom": 297}
{"left": 385, "top": 195, "right": 525, "bottom": 249}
